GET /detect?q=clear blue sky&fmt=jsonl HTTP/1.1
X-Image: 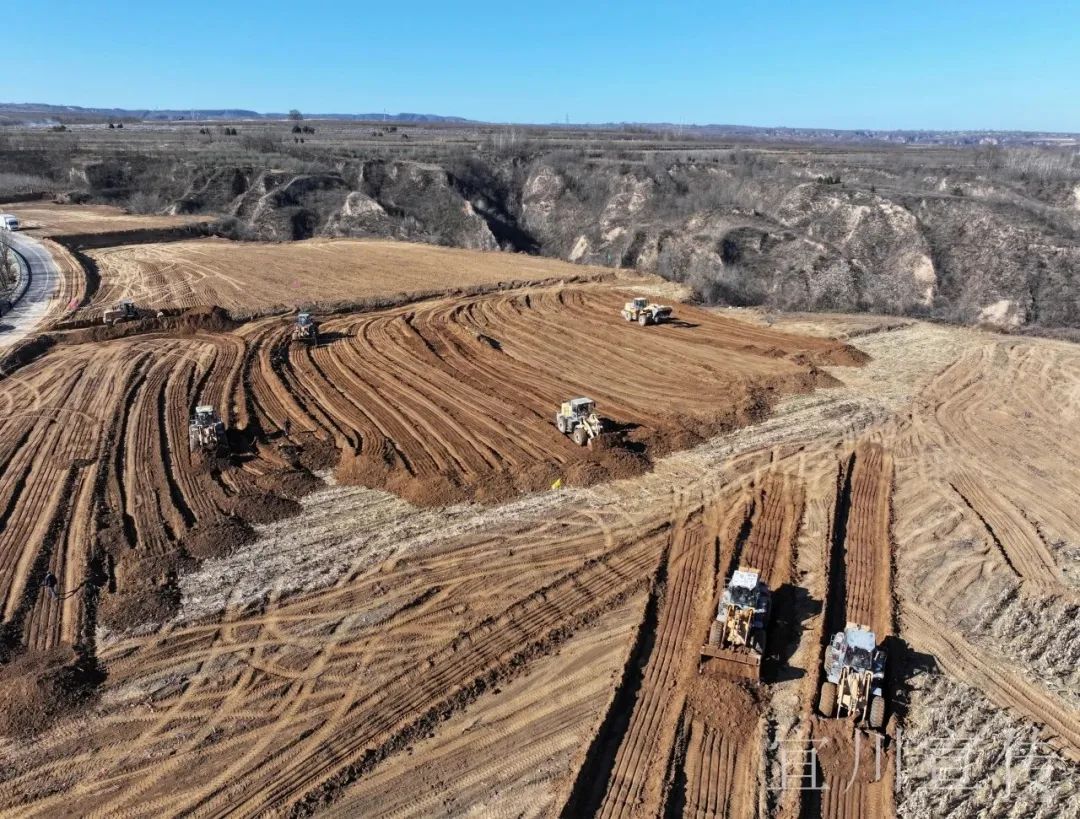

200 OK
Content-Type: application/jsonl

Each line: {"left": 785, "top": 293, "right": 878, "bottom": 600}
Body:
{"left": 5, "top": 1, "right": 1079, "bottom": 131}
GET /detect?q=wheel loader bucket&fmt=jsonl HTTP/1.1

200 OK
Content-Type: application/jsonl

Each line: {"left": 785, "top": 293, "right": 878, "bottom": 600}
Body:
{"left": 699, "top": 644, "right": 762, "bottom": 682}
{"left": 586, "top": 430, "right": 618, "bottom": 451}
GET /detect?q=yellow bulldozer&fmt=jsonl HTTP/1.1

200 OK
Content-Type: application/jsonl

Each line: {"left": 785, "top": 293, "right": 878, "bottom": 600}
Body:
{"left": 621, "top": 296, "right": 672, "bottom": 326}
{"left": 700, "top": 567, "right": 771, "bottom": 681}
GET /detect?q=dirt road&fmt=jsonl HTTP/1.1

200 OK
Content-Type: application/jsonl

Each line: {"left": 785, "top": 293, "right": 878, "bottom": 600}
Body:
{"left": 0, "top": 233, "right": 61, "bottom": 350}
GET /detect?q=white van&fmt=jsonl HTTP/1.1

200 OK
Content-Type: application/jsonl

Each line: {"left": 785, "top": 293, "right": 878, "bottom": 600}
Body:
{"left": 0, "top": 214, "right": 19, "bottom": 230}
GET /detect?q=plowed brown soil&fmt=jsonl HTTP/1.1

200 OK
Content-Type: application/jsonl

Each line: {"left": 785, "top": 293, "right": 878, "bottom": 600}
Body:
{"left": 0, "top": 274, "right": 851, "bottom": 746}
{"left": 809, "top": 440, "right": 896, "bottom": 819}
{"left": 76, "top": 237, "right": 617, "bottom": 321}
{"left": 11, "top": 202, "right": 204, "bottom": 236}
{"left": 2, "top": 224, "right": 1079, "bottom": 818}
{"left": 248, "top": 285, "right": 851, "bottom": 506}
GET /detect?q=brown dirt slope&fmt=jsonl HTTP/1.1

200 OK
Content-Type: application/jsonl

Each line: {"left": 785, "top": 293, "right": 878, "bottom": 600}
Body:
{"left": 11, "top": 202, "right": 203, "bottom": 236}
{"left": 247, "top": 284, "right": 857, "bottom": 506}
{"left": 78, "top": 237, "right": 617, "bottom": 320}
{"left": 4, "top": 317, "right": 1080, "bottom": 817}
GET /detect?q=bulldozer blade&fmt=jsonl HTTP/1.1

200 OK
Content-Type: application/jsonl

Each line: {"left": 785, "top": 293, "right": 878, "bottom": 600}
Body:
{"left": 587, "top": 432, "right": 620, "bottom": 451}
{"left": 699, "top": 645, "right": 762, "bottom": 682}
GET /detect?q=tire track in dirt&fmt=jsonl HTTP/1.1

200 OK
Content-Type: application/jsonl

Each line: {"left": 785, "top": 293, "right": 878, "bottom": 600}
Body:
{"left": 590, "top": 506, "right": 712, "bottom": 819}
{"left": 194, "top": 527, "right": 672, "bottom": 817}
{"left": 4, "top": 501, "right": 666, "bottom": 818}
{"left": 903, "top": 606, "right": 1080, "bottom": 764}
{"left": 243, "top": 285, "right": 859, "bottom": 506}
{"left": 675, "top": 471, "right": 804, "bottom": 819}
{"left": 808, "top": 440, "right": 896, "bottom": 819}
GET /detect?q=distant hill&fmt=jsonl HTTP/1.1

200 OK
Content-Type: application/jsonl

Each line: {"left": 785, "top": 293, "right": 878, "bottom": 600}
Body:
{"left": 0, "top": 102, "right": 475, "bottom": 125}
{"left": 2, "top": 102, "right": 1076, "bottom": 147}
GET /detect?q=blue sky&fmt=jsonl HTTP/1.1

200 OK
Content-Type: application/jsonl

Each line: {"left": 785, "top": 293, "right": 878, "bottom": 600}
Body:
{"left": 4, "top": 1, "right": 1078, "bottom": 131}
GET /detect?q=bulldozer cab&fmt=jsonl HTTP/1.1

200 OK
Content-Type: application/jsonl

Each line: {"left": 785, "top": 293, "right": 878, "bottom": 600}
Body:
{"left": 296, "top": 312, "right": 313, "bottom": 327}
{"left": 631, "top": 297, "right": 648, "bottom": 310}
{"left": 193, "top": 405, "right": 217, "bottom": 425}
{"left": 564, "top": 397, "right": 595, "bottom": 418}
{"left": 843, "top": 626, "right": 876, "bottom": 671}
{"left": 726, "top": 569, "right": 760, "bottom": 607}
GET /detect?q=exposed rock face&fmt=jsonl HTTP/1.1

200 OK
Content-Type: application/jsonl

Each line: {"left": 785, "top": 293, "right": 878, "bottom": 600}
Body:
{"left": 978, "top": 299, "right": 1025, "bottom": 328}
{"left": 357, "top": 160, "right": 497, "bottom": 249}
{"left": 41, "top": 147, "right": 1080, "bottom": 330}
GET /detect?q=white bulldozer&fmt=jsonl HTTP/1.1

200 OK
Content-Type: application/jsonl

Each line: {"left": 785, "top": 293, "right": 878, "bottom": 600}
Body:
{"left": 555, "top": 397, "right": 609, "bottom": 447}
{"left": 188, "top": 405, "right": 227, "bottom": 454}
{"left": 818, "top": 622, "right": 887, "bottom": 729}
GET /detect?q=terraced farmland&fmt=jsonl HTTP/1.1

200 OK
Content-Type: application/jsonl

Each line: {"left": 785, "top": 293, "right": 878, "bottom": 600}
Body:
{"left": 0, "top": 221, "right": 1077, "bottom": 819}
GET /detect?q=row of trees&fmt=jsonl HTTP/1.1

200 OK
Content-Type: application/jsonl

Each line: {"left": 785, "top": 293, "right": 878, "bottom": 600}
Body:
{"left": 1, "top": 233, "right": 18, "bottom": 300}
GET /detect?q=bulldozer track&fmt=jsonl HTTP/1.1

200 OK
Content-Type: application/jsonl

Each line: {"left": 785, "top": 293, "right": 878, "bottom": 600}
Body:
{"left": 680, "top": 715, "right": 757, "bottom": 819}
{"left": 809, "top": 440, "right": 897, "bottom": 819}
{"left": 0, "top": 278, "right": 853, "bottom": 676}
{"left": 671, "top": 471, "right": 804, "bottom": 819}
{"left": 6, "top": 233, "right": 1079, "bottom": 819}
{"left": 593, "top": 509, "right": 713, "bottom": 819}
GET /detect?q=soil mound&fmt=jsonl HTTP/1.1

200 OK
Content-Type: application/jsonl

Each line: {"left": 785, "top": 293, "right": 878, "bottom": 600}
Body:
{"left": 185, "top": 517, "right": 257, "bottom": 560}
{"left": 812, "top": 719, "right": 886, "bottom": 783}
{"left": 255, "top": 466, "right": 323, "bottom": 500}
{"left": 0, "top": 334, "right": 55, "bottom": 379}
{"left": 563, "top": 447, "right": 650, "bottom": 488}
{"left": 686, "top": 675, "right": 764, "bottom": 730}
{"left": 62, "top": 305, "right": 239, "bottom": 344}
{"left": 228, "top": 492, "right": 302, "bottom": 525}
{"left": 0, "top": 648, "right": 104, "bottom": 738}
{"left": 97, "top": 551, "right": 182, "bottom": 631}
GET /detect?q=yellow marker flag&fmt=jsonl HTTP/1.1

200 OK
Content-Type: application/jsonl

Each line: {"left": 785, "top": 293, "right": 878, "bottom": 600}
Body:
{"left": 551, "top": 478, "right": 563, "bottom": 490}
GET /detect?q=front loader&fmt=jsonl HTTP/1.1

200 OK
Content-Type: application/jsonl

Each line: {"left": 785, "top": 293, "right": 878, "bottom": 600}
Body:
{"left": 700, "top": 567, "right": 771, "bottom": 682}
{"left": 103, "top": 299, "right": 139, "bottom": 326}
{"left": 292, "top": 312, "right": 319, "bottom": 345}
{"left": 555, "top": 397, "right": 610, "bottom": 447}
{"left": 622, "top": 296, "right": 673, "bottom": 326}
{"left": 188, "top": 405, "right": 227, "bottom": 455}
{"left": 818, "top": 623, "right": 887, "bottom": 729}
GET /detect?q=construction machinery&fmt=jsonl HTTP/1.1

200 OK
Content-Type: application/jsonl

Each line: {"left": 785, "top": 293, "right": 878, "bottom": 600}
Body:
{"left": 103, "top": 300, "right": 139, "bottom": 326}
{"left": 818, "top": 623, "right": 887, "bottom": 728}
{"left": 621, "top": 296, "right": 672, "bottom": 326}
{"left": 292, "top": 312, "right": 319, "bottom": 344}
{"left": 555, "top": 397, "right": 607, "bottom": 446}
{"left": 700, "top": 567, "right": 771, "bottom": 681}
{"left": 188, "top": 405, "right": 227, "bottom": 454}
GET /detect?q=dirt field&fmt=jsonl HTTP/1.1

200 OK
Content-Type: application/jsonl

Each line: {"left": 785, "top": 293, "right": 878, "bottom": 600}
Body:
{"left": 0, "top": 228, "right": 1077, "bottom": 818}
{"left": 8, "top": 201, "right": 205, "bottom": 236}
{"left": 78, "top": 237, "right": 617, "bottom": 320}
{"left": 0, "top": 277, "right": 852, "bottom": 701}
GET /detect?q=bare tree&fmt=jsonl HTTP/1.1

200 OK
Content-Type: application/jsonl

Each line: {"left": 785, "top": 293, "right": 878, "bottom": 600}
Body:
{"left": 288, "top": 109, "right": 303, "bottom": 122}
{"left": 0, "top": 232, "right": 16, "bottom": 296}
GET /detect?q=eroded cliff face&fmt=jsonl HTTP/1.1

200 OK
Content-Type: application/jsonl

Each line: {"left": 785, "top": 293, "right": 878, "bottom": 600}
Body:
{"left": 49, "top": 148, "right": 1080, "bottom": 329}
